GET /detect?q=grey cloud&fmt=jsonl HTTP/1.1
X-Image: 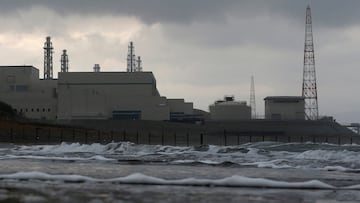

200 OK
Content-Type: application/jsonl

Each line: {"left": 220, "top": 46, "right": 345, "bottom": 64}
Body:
{"left": 1, "top": 0, "right": 360, "bottom": 28}
{"left": 0, "top": 0, "right": 239, "bottom": 24}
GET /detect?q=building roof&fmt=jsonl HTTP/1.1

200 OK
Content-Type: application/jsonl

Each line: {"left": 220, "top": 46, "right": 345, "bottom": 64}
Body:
{"left": 0, "top": 65, "right": 38, "bottom": 71}
{"left": 264, "top": 96, "right": 305, "bottom": 102}
{"left": 58, "top": 71, "right": 156, "bottom": 85}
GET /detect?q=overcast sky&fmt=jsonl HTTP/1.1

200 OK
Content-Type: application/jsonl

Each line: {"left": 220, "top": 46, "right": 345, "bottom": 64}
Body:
{"left": 0, "top": 0, "right": 360, "bottom": 123}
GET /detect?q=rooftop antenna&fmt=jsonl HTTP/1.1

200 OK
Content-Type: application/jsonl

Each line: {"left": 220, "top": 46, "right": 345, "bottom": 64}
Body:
{"left": 60, "top": 49, "right": 69, "bottom": 72}
{"left": 136, "top": 56, "right": 142, "bottom": 72}
{"left": 250, "top": 75, "right": 256, "bottom": 119}
{"left": 93, "top": 64, "right": 100, "bottom": 72}
{"left": 43, "top": 36, "right": 53, "bottom": 79}
{"left": 302, "top": 5, "right": 319, "bottom": 120}
{"left": 127, "top": 41, "right": 136, "bottom": 72}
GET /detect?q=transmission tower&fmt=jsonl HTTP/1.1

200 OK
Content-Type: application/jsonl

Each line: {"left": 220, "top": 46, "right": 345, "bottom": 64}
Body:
{"left": 127, "top": 41, "right": 136, "bottom": 72}
{"left": 250, "top": 76, "right": 256, "bottom": 119}
{"left": 302, "top": 5, "right": 319, "bottom": 120}
{"left": 44, "top": 36, "right": 53, "bottom": 79}
{"left": 60, "top": 49, "right": 69, "bottom": 72}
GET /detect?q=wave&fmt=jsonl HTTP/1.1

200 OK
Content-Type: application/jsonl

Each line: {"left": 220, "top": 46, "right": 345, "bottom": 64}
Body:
{"left": 0, "top": 171, "right": 337, "bottom": 189}
{"left": 6, "top": 142, "right": 360, "bottom": 172}
{"left": 0, "top": 154, "right": 115, "bottom": 161}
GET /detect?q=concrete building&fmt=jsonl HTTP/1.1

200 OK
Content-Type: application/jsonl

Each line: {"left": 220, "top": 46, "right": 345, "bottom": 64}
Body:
{"left": 167, "top": 99, "right": 193, "bottom": 121}
{"left": 0, "top": 66, "right": 194, "bottom": 121}
{"left": 0, "top": 66, "right": 57, "bottom": 120}
{"left": 264, "top": 96, "right": 305, "bottom": 120}
{"left": 209, "top": 96, "right": 251, "bottom": 121}
{"left": 57, "top": 71, "right": 169, "bottom": 120}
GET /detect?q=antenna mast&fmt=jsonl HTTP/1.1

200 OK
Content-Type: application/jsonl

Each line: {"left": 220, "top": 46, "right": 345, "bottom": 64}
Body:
{"left": 127, "top": 41, "right": 136, "bottom": 72}
{"left": 60, "top": 49, "right": 69, "bottom": 72}
{"left": 250, "top": 76, "right": 256, "bottom": 119}
{"left": 136, "top": 56, "right": 142, "bottom": 72}
{"left": 93, "top": 64, "right": 100, "bottom": 72}
{"left": 302, "top": 5, "right": 319, "bottom": 120}
{"left": 44, "top": 36, "right": 54, "bottom": 79}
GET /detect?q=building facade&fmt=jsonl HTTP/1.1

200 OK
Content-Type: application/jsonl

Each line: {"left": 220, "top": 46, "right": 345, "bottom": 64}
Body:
{"left": 0, "top": 66, "right": 57, "bottom": 119}
{"left": 209, "top": 96, "right": 251, "bottom": 121}
{"left": 0, "top": 66, "right": 193, "bottom": 121}
{"left": 264, "top": 96, "right": 305, "bottom": 120}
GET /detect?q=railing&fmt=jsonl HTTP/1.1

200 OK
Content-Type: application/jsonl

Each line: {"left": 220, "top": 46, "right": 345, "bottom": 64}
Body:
{"left": 0, "top": 122, "right": 358, "bottom": 146}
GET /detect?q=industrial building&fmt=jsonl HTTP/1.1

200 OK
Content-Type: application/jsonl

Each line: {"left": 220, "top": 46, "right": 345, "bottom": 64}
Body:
{"left": 209, "top": 96, "right": 251, "bottom": 121}
{"left": 0, "top": 38, "right": 202, "bottom": 121}
{"left": 57, "top": 71, "right": 170, "bottom": 120}
{"left": 0, "top": 65, "right": 198, "bottom": 121}
{"left": 264, "top": 96, "right": 305, "bottom": 120}
{"left": 0, "top": 66, "right": 58, "bottom": 120}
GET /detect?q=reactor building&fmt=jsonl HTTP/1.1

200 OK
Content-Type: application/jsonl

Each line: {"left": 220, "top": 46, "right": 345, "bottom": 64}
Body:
{"left": 0, "top": 38, "right": 197, "bottom": 121}
{"left": 209, "top": 96, "right": 251, "bottom": 121}
{"left": 0, "top": 65, "right": 197, "bottom": 121}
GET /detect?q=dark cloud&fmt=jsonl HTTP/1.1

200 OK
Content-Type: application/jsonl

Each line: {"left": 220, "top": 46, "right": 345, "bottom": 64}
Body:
{"left": 2, "top": 0, "right": 360, "bottom": 28}
{"left": 266, "top": 0, "right": 360, "bottom": 28}
{"left": 0, "top": 0, "right": 239, "bottom": 24}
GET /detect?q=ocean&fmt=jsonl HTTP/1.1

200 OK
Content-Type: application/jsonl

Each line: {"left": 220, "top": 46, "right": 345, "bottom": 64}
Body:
{"left": 0, "top": 141, "right": 360, "bottom": 202}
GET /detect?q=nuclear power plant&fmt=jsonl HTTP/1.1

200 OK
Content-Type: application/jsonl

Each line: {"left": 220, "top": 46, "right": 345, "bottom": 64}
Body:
{"left": 0, "top": 38, "right": 199, "bottom": 121}
{"left": 0, "top": 5, "right": 320, "bottom": 122}
{"left": 0, "top": 5, "right": 356, "bottom": 145}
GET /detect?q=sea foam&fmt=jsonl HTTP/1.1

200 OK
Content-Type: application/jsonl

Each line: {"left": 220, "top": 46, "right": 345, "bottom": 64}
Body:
{"left": 0, "top": 171, "right": 336, "bottom": 189}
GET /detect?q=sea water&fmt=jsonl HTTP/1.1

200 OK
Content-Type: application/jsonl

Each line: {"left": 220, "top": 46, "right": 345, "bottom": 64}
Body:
{"left": 0, "top": 141, "right": 360, "bottom": 202}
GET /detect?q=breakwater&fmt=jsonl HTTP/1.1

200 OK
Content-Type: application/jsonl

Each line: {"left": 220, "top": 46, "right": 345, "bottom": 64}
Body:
{"left": 0, "top": 119, "right": 359, "bottom": 145}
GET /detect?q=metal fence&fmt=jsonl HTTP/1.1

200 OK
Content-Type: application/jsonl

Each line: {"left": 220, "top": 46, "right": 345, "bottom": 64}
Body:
{"left": 0, "top": 123, "right": 358, "bottom": 146}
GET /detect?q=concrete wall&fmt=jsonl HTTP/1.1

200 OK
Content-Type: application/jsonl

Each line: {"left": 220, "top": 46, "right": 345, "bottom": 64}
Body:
{"left": 167, "top": 99, "right": 193, "bottom": 114}
{"left": 57, "top": 72, "right": 170, "bottom": 120}
{"left": 209, "top": 102, "right": 251, "bottom": 120}
{"left": 0, "top": 66, "right": 57, "bottom": 120}
{"left": 0, "top": 67, "right": 193, "bottom": 121}
{"left": 1, "top": 119, "right": 353, "bottom": 146}
{"left": 265, "top": 97, "right": 305, "bottom": 120}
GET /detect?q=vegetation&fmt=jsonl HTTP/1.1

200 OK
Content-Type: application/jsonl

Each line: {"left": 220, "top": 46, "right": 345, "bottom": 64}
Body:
{"left": 0, "top": 101, "right": 16, "bottom": 118}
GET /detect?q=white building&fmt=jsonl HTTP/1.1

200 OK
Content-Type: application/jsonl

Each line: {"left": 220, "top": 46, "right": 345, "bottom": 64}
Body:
{"left": 0, "top": 66, "right": 194, "bottom": 121}
{"left": 264, "top": 96, "right": 305, "bottom": 120}
{"left": 209, "top": 96, "right": 251, "bottom": 121}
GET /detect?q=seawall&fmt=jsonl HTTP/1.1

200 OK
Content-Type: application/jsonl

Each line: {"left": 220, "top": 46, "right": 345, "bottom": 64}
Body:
{"left": 0, "top": 119, "right": 358, "bottom": 145}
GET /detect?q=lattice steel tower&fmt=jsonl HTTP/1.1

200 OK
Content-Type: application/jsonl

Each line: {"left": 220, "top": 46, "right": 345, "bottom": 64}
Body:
{"left": 250, "top": 76, "right": 256, "bottom": 119}
{"left": 136, "top": 56, "right": 143, "bottom": 72}
{"left": 127, "top": 41, "right": 136, "bottom": 72}
{"left": 44, "top": 36, "right": 54, "bottom": 79}
{"left": 302, "top": 5, "right": 319, "bottom": 120}
{"left": 60, "top": 49, "right": 69, "bottom": 72}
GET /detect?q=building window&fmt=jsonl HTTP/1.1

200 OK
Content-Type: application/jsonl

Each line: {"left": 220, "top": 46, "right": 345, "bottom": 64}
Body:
{"left": 36, "top": 108, "right": 39, "bottom": 112}
{"left": 43, "top": 108, "right": 45, "bottom": 112}
{"left": 25, "top": 109, "right": 28, "bottom": 112}
{"left": 20, "top": 109, "right": 23, "bottom": 113}
{"left": 31, "top": 108, "right": 34, "bottom": 112}
{"left": 48, "top": 108, "right": 51, "bottom": 112}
